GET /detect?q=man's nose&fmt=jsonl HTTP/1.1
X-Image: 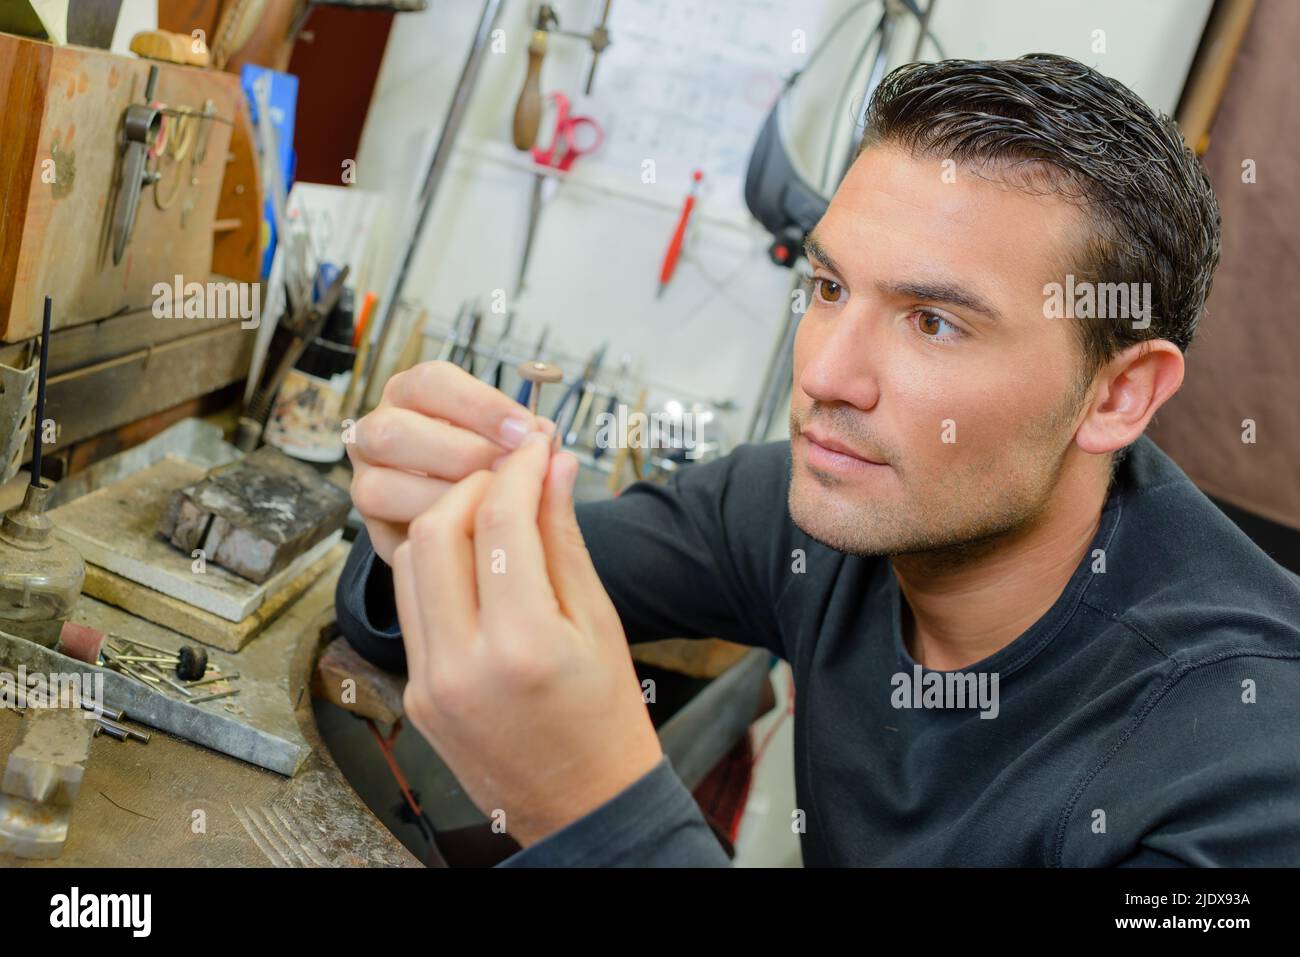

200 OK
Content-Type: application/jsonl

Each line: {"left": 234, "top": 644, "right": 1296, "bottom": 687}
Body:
{"left": 797, "top": 308, "right": 882, "bottom": 412}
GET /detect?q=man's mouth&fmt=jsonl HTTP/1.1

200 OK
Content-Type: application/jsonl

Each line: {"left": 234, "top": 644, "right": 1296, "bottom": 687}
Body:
{"left": 799, "top": 427, "right": 890, "bottom": 473}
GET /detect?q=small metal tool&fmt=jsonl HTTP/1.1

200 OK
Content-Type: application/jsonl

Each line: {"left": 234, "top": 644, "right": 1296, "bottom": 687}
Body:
{"left": 514, "top": 92, "right": 604, "bottom": 297}
{"left": 551, "top": 344, "right": 607, "bottom": 448}
{"left": 0, "top": 701, "right": 94, "bottom": 858}
{"left": 516, "top": 360, "right": 564, "bottom": 417}
{"left": 190, "top": 689, "right": 239, "bottom": 705}
{"left": 111, "top": 65, "right": 163, "bottom": 266}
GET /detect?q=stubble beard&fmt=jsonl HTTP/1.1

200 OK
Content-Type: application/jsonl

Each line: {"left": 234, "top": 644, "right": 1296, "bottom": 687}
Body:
{"left": 786, "top": 392, "right": 1082, "bottom": 567}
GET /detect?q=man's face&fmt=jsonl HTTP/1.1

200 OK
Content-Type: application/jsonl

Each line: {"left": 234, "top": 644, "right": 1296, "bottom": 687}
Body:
{"left": 788, "top": 143, "right": 1091, "bottom": 557}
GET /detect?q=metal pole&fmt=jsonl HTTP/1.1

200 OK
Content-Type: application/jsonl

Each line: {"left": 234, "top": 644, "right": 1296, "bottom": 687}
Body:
{"left": 747, "top": 281, "right": 803, "bottom": 443}
{"left": 748, "top": 4, "right": 907, "bottom": 443}
{"left": 360, "top": 0, "right": 505, "bottom": 410}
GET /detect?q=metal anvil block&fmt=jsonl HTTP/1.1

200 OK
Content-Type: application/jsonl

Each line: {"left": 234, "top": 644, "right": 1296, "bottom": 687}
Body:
{"left": 2, "top": 705, "right": 93, "bottom": 806}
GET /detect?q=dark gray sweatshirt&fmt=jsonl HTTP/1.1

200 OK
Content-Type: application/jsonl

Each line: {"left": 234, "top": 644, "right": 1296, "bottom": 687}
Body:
{"left": 335, "top": 436, "right": 1300, "bottom": 866}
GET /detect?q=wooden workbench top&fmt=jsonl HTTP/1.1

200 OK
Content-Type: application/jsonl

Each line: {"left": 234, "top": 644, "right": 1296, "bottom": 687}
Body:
{"left": 0, "top": 552, "right": 420, "bottom": 868}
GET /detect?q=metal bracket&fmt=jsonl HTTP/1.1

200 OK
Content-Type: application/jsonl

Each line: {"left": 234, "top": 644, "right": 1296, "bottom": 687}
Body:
{"left": 0, "top": 357, "right": 38, "bottom": 486}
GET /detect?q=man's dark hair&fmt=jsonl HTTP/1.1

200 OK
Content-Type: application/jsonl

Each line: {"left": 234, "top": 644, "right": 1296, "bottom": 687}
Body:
{"left": 858, "top": 53, "right": 1221, "bottom": 388}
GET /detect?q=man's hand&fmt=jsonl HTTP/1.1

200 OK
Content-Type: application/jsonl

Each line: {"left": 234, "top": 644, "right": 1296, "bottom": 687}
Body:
{"left": 391, "top": 433, "right": 663, "bottom": 847}
{"left": 347, "top": 360, "right": 552, "bottom": 565}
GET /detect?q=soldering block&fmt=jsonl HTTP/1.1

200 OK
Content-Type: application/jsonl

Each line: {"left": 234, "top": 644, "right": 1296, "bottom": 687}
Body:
{"left": 2, "top": 706, "right": 93, "bottom": 807}
{"left": 158, "top": 445, "right": 350, "bottom": 584}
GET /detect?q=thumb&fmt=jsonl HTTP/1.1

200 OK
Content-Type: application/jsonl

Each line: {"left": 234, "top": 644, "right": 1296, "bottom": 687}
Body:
{"left": 538, "top": 452, "right": 620, "bottom": 634}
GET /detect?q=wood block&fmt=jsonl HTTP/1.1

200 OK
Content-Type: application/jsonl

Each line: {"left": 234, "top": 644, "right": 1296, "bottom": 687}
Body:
{"left": 630, "top": 637, "right": 753, "bottom": 680}
{"left": 129, "top": 30, "right": 211, "bottom": 67}
{"left": 83, "top": 541, "right": 348, "bottom": 653}
{"left": 158, "top": 446, "right": 351, "bottom": 584}
{"left": 49, "top": 456, "right": 342, "bottom": 622}
{"left": 312, "top": 636, "right": 406, "bottom": 725}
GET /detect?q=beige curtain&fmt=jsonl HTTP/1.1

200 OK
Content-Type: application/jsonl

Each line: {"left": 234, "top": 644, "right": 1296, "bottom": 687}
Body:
{"left": 1147, "top": 0, "right": 1300, "bottom": 531}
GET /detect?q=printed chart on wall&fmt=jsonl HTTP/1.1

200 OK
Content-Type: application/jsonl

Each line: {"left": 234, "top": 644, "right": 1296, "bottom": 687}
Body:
{"left": 578, "top": 0, "right": 827, "bottom": 212}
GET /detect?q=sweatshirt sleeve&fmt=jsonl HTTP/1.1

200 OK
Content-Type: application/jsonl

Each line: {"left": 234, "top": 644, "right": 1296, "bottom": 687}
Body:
{"left": 1059, "top": 654, "right": 1300, "bottom": 867}
{"left": 334, "top": 526, "right": 408, "bottom": 674}
{"left": 497, "top": 756, "right": 731, "bottom": 867}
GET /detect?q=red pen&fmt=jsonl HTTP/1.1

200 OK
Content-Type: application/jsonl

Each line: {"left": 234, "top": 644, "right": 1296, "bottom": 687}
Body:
{"left": 657, "top": 169, "right": 703, "bottom": 298}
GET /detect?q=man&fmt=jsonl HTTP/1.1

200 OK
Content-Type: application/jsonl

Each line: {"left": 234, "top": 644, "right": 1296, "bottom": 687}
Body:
{"left": 337, "top": 55, "right": 1300, "bottom": 866}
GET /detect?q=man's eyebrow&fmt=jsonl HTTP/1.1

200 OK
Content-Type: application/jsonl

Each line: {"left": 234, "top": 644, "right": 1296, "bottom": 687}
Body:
{"left": 805, "top": 233, "right": 1004, "bottom": 325}
{"left": 880, "top": 280, "right": 1004, "bottom": 325}
{"left": 803, "top": 234, "right": 844, "bottom": 276}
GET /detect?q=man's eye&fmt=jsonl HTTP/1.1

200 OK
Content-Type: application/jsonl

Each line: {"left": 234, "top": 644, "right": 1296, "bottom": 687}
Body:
{"left": 813, "top": 278, "right": 844, "bottom": 304}
{"left": 913, "top": 310, "right": 962, "bottom": 339}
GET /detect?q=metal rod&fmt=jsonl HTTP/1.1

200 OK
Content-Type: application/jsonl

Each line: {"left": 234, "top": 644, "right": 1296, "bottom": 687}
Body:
{"left": 747, "top": 275, "right": 804, "bottom": 442}
{"left": 32, "top": 296, "right": 51, "bottom": 486}
{"left": 186, "top": 672, "right": 239, "bottom": 687}
{"left": 109, "top": 635, "right": 180, "bottom": 658}
{"left": 190, "top": 689, "right": 239, "bottom": 705}
{"left": 140, "top": 661, "right": 193, "bottom": 697}
{"left": 82, "top": 702, "right": 125, "bottom": 722}
{"left": 95, "top": 721, "right": 128, "bottom": 741}
{"left": 97, "top": 717, "right": 150, "bottom": 744}
{"left": 361, "top": 0, "right": 505, "bottom": 412}
{"left": 102, "top": 651, "right": 160, "bottom": 686}
{"left": 910, "top": 0, "right": 937, "bottom": 62}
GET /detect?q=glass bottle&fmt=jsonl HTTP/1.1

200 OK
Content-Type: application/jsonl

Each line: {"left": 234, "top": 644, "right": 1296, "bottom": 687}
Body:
{"left": 0, "top": 483, "right": 85, "bottom": 647}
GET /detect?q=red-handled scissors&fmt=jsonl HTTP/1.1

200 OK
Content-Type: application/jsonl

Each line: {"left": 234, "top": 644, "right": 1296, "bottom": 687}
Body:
{"left": 531, "top": 91, "right": 604, "bottom": 171}
{"left": 515, "top": 93, "right": 605, "bottom": 296}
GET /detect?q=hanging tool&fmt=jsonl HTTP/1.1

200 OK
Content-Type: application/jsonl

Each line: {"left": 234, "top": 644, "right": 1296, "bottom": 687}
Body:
{"left": 550, "top": 344, "right": 607, "bottom": 448}
{"left": 513, "top": 4, "right": 558, "bottom": 151}
{"left": 436, "top": 301, "right": 474, "bottom": 363}
{"left": 110, "top": 65, "right": 163, "bottom": 266}
{"left": 512, "top": 2, "right": 614, "bottom": 150}
{"left": 449, "top": 303, "right": 483, "bottom": 373}
{"left": 657, "top": 169, "right": 704, "bottom": 298}
{"left": 607, "top": 385, "right": 648, "bottom": 493}
{"left": 484, "top": 310, "right": 517, "bottom": 388}
{"left": 591, "top": 354, "right": 631, "bottom": 460}
{"left": 515, "top": 92, "right": 604, "bottom": 297}
{"left": 583, "top": 0, "right": 614, "bottom": 95}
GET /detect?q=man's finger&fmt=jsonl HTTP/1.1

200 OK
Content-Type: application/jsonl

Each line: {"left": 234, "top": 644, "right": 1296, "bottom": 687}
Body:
{"left": 537, "top": 451, "right": 615, "bottom": 633}
{"left": 406, "top": 471, "right": 494, "bottom": 663}
{"left": 383, "top": 360, "right": 543, "bottom": 451}
{"left": 474, "top": 433, "right": 559, "bottom": 638}
{"left": 351, "top": 463, "right": 451, "bottom": 524}
{"left": 363, "top": 517, "right": 406, "bottom": 567}
{"left": 355, "top": 407, "right": 503, "bottom": 478}
{"left": 391, "top": 541, "right": 429, "bottom": 686}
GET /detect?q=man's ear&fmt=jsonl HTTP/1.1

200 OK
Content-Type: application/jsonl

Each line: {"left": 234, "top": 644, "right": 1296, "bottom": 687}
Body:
{"left": 1075, "top": 340, "right": 1185, "bottom": 455}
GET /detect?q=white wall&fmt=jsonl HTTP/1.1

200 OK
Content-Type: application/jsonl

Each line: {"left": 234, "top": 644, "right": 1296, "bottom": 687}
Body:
{"left": 109, "top": 0, "right": 157, "bottom": 55}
